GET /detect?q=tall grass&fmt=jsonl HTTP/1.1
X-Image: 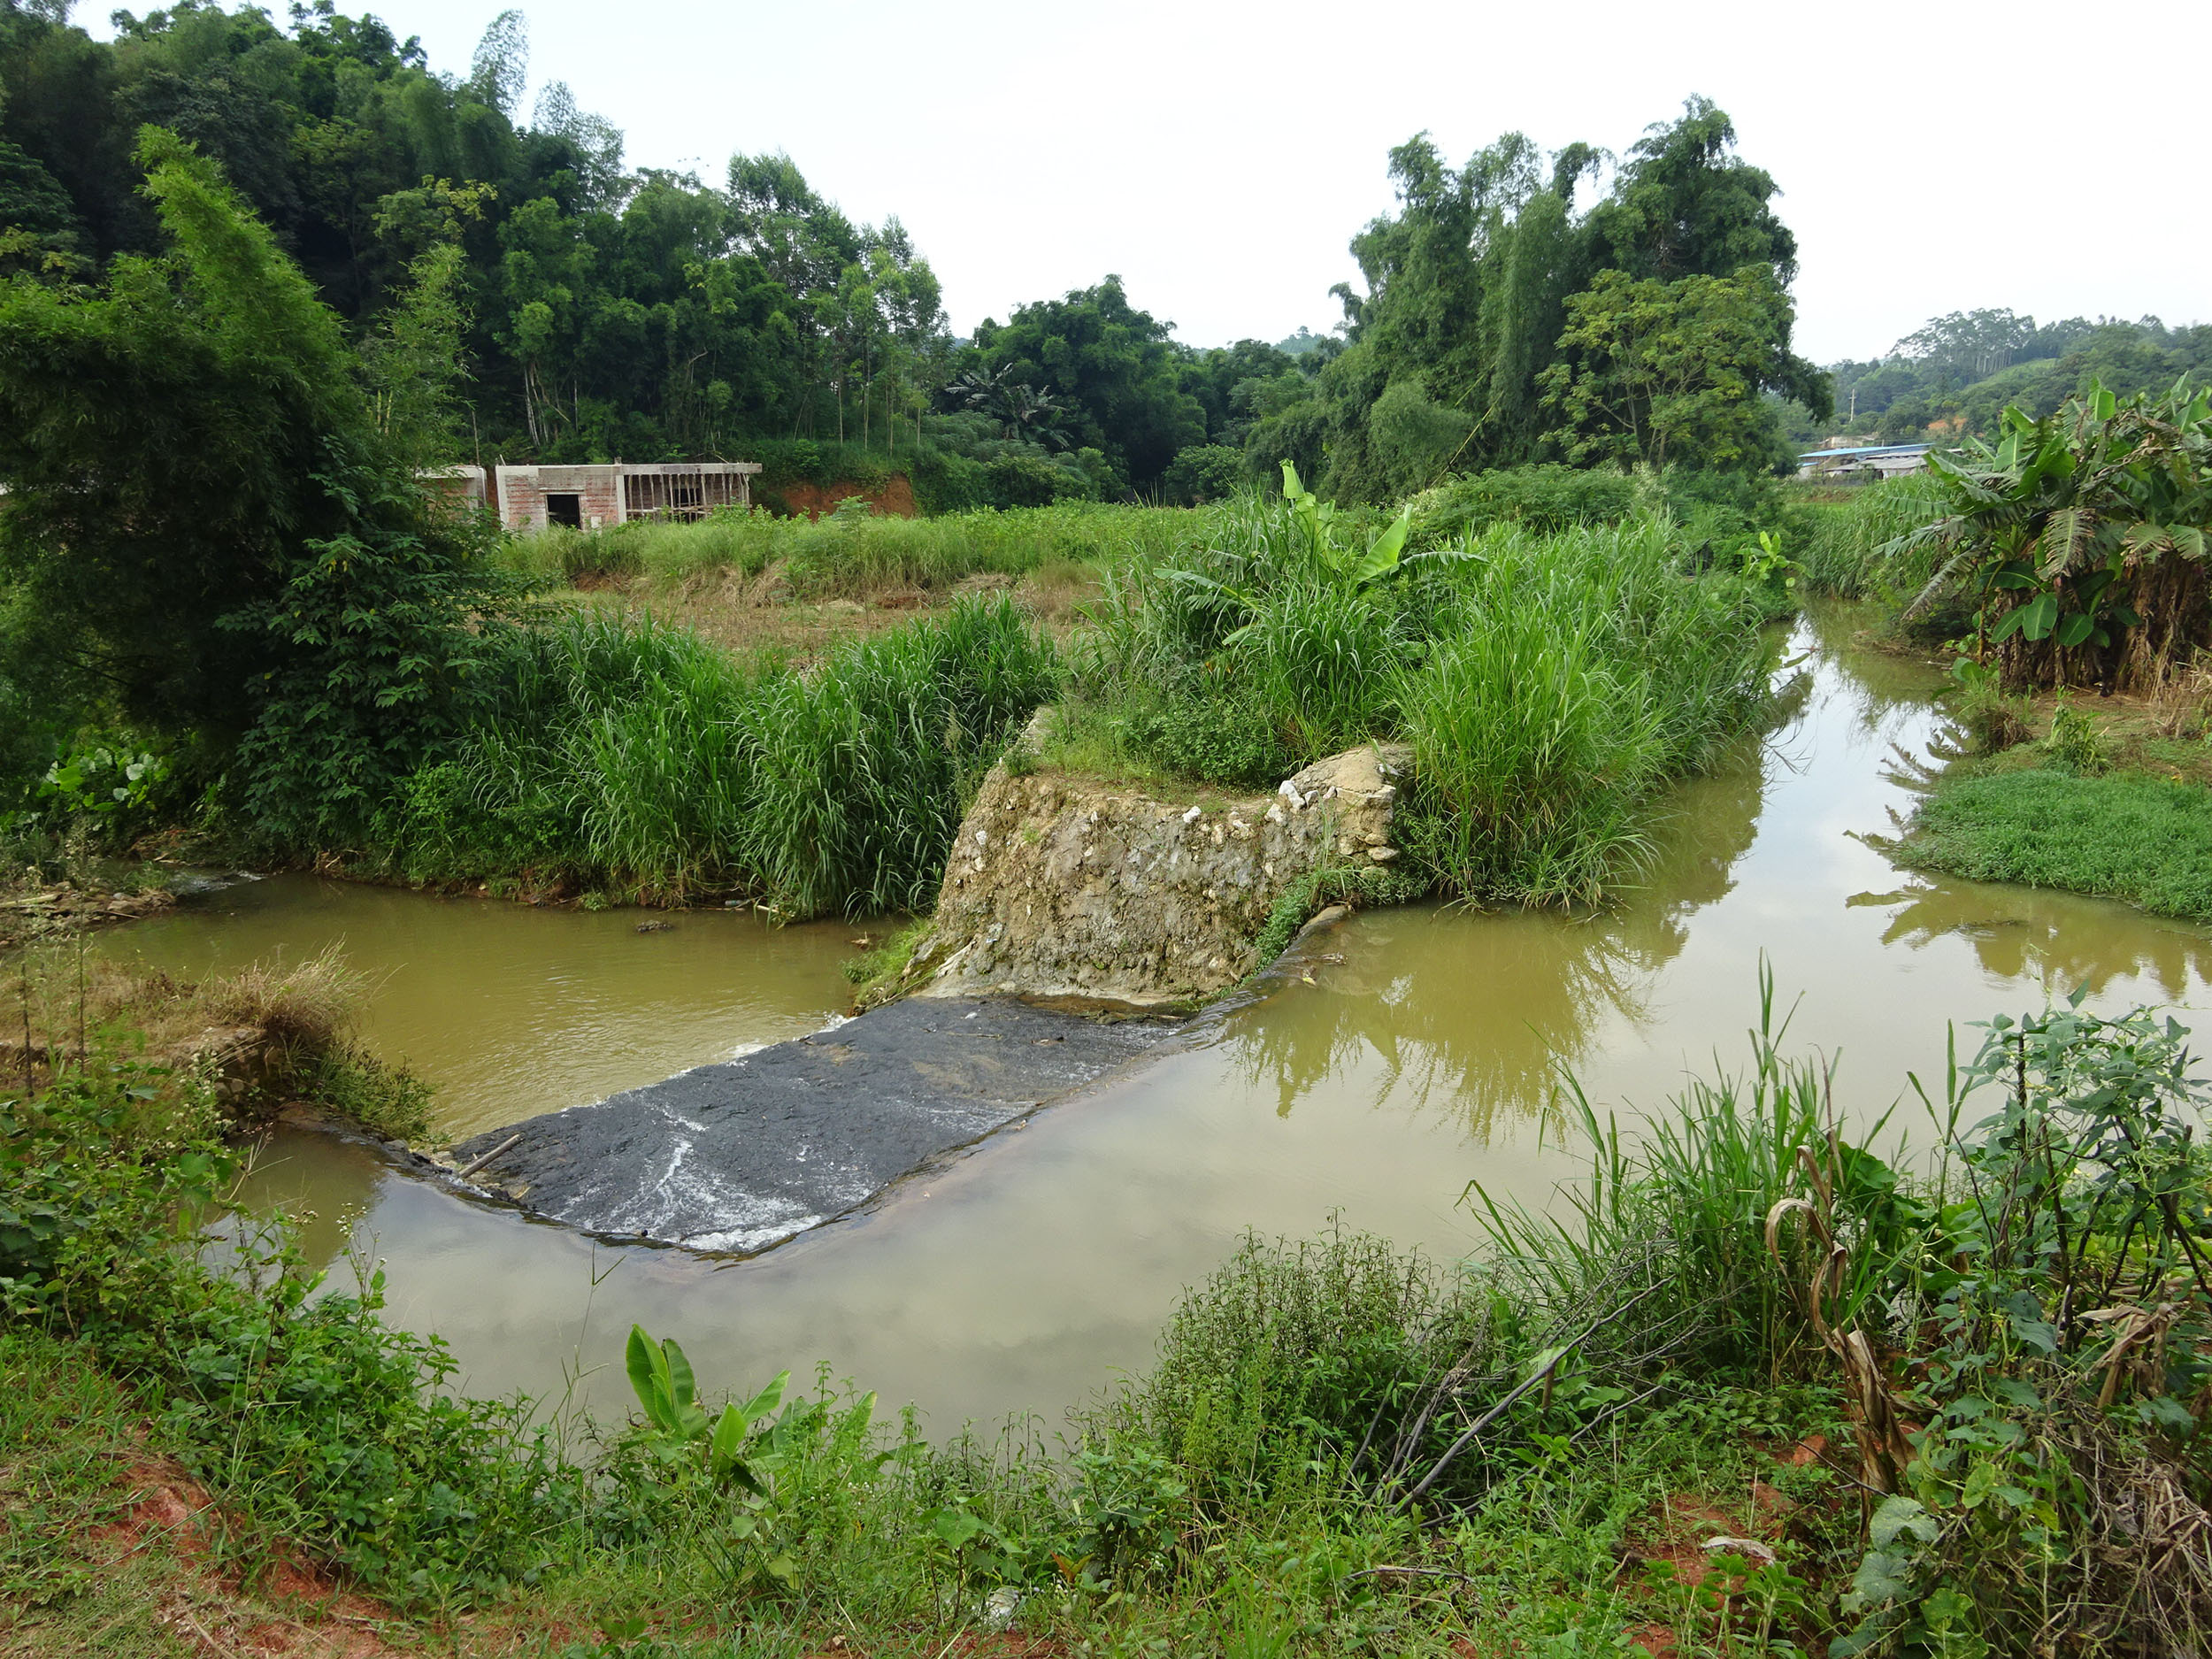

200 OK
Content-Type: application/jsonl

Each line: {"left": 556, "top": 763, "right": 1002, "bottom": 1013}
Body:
{"left": 379, "top": 595, "right": 1056, "bottom": 916}
{"left": 1468, "top": 965, "right": 1909, "bottom": 1380}
{"left": 1399, "top": 518, "right": 1770, "bottom": 904}
{"left": 1071, "top": 492, "right": 1774, "bottom": 904}
{"left": 501, "top": 501, "right": 1202, "bottom": 596}
{"left": 1799, "top": 472, "right": 1948, "bottom": 599}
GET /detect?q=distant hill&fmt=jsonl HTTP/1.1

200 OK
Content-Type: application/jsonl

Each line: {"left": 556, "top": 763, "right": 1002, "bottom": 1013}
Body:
{"left": 1802, "top": 310, "right": 2209, "bottom": 445}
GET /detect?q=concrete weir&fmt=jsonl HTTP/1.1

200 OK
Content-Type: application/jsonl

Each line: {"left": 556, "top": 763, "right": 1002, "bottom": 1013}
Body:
{"left": 450, "top": 996, "right": 1182, "bottom": 1253}
{"left": 449, "top": 726, "right": 1405, "bottom": 1255}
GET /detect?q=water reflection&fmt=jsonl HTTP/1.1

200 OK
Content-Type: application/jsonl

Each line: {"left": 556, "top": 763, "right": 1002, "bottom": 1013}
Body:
{"left": 1854, "top": 879, "right": 2212, "bottom": 998}
{"left": 150, "top": 605, "right": 2212, "bottom": 1432}
{"left": 1229, "top": 659, "right": 1777, "bottom": 1137}
{"left": 227, "top": 1125, "right": 392, "bottom": 1274}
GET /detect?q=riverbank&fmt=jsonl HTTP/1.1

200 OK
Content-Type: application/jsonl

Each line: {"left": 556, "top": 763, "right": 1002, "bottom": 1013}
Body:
{"left": 1887, "top": 686, "right": 2212, "bottom": 923}
{"left": 10, "top": 979, "right": 2208, "bottom": 1657}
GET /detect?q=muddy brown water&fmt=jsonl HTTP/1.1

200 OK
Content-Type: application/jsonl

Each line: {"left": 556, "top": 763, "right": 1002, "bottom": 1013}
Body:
{"left": 98, "top": 610, "right": 2212, "bottom": 1433}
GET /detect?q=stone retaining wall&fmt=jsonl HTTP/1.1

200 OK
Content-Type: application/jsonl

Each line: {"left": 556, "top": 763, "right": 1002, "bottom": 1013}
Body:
{"left": 899, "top": 716, "right": 1409, "bottom": 1008}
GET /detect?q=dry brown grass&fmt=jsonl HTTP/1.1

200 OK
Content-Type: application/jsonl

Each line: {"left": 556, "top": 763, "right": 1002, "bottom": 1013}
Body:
{"left": 3, "top": 947, "right": 365, "bottom": 1117}
{"left": 2149, "top": 657, "right": 2212, "bottom": 740}
{"left": 561, "top": 558, "right": 1102, "bottom": 665}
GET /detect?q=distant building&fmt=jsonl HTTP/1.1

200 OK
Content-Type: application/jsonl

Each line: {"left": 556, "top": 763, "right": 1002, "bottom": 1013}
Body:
{"left": 488, "top": 461, "right": 763, "bottom": 533}
{"left": 419, "top": 463, "right": 490, "bottom": 510}
{"left": 1796, "top": 443, "right": 1932, "bottom": 482}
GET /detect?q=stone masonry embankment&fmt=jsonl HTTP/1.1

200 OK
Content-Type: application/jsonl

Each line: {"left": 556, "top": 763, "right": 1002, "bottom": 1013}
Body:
{"left": 901, "top": 724, "right": 1411, "bottom": 1008}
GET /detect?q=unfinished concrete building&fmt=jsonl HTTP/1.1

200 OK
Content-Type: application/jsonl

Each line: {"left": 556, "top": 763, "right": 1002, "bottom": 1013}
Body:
{"left": 493, "top": 461, "right": 763, "bottom": 533}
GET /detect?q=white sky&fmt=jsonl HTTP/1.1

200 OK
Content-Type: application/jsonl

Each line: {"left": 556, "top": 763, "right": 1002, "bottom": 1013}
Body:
{"left": 103, "top": 0, "right": 2212, "bottom": 363}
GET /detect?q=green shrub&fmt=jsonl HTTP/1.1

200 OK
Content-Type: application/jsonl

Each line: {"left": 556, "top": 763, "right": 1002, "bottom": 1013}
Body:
{"left": 1115, "top": 1228, "right": 1473, "bottom": 1502}
{"left": 1238, "top": 576, "right": 1409, "bottom": 756}
{"left": 1161, "top": 443, "right": 1249, "bottom": 506}
{"left": 1395, "top": 596, "right": 1666, "bottom": 905}
{"left": 1120, "top": 683, "right": 1300, "bottom": 790}
{"left": 1395, "top": 520, "right": 1770, "bottom": 904}
{"left": 1, "top": 1044, "right": 582, "bottom": 1604}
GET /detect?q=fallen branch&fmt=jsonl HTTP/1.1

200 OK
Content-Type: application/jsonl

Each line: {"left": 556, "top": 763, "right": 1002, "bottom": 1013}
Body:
{"left": 455, "top": 1133, "right": 522, "bottom": 1182}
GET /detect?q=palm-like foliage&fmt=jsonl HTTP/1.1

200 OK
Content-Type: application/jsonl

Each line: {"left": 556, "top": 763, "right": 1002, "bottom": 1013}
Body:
{"left": 941, "top": 365, "right": 1073, "bottom": 450}
{"left": 1891, "top": 380, "right": 2212, "bottom": 690}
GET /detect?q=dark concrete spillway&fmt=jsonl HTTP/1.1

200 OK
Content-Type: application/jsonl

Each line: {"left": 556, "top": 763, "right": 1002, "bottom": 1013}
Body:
{"left": 452, "top": 997, "right": 1185, "bottom": 1253}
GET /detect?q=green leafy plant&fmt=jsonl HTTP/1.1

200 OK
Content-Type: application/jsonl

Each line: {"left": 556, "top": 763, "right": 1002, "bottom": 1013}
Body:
{"left": 35, "top": 742, "right": 168, "bottom": 822}
{"left": 624, "top": 1324, "right": 790, "bottom": 1495}
{"left": 2039, "top": 695, "right": 2110, "bottom": 774}
{"left": 1890, "top": 380, "right": 2212, "bottom": 692}
{"left": 1796, "top": 994, "right": 2212, "bottom": 1655}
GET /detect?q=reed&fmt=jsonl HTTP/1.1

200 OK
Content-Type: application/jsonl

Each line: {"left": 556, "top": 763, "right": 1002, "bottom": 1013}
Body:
{"left": 1073, "top": 495, "right": 1770, "bottom": 905}
{"left": 380, "top": 595, "right": 1057, "bottom": 916}
{"left": 1799, "top": 472, "right": 1948, "bottom": 599}
{"left": 1394, "top": 518, "right": 1770, "bottom": 904}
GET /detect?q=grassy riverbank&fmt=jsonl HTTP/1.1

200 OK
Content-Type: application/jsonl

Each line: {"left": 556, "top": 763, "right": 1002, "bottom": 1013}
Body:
{"left": 1888, "top": 692, "right": 2212, "bottom": 922}
{"left": 1803, "top": 460, "right": 2212, "bottom": 925}
{"left": 7, "top": 980, "right": 2209, "bottom": 1656}
{"left": 298, "top": 482, "right": 1781, "bottom": 921}
{"left": 1052, "top": 488, "right": 1785, "bottom": 906}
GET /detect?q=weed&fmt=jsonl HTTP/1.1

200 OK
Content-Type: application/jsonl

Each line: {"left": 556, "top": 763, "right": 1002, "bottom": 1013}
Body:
{"left": 1799, "top": 472, "right": 1950, "bottom": 602}
{"left": 2042, "top": 695, "right": 2110, "bottom": 774}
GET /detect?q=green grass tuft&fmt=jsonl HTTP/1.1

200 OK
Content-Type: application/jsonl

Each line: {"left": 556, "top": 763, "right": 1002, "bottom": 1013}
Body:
{"left": 377, "top": 594, "right": 1059, "bottom": 917}
{"left": 1898, "top": 764, "right": 2212, "bottom": 921}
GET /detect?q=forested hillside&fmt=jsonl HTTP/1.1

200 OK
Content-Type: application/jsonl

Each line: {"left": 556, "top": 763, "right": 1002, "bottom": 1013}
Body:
{"left": 1808, "top": 309, "right": 2212, "bottom": 445}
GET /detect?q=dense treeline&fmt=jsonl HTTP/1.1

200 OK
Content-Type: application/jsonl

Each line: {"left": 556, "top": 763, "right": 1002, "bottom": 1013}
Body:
{"left": 1813, "top": 309, "right": 2212, "bottom": 445}
{"left": 4, "top": 3, "right": 1833, "bottom": 497}
{"left": 1247, "top": 99, "right": 1832, "bottom": 501}
{"left": 0, "top": 0, "right": 968, "bottom": 466}
{"left": 0, "top": 0, "right": 1299, "bottom": 494}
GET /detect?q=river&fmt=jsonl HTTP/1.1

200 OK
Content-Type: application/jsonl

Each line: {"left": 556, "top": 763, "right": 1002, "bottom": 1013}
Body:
{"left": 96, "top": 608, "right": 2212, "bottom": 1434}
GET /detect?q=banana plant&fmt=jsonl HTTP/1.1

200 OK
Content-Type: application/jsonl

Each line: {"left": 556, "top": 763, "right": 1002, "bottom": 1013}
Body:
{"left": 626, "top": 1323, "right": 790, "bottom": 1494}
{"left": 1157, "top": 463, "right": 1417, "bottom": 649}
{"left": 1887, "top": 379, "right": 2212, "bottom": 684}
{"left": 1280, "top": 461, "right": 1413, "bottom": 587}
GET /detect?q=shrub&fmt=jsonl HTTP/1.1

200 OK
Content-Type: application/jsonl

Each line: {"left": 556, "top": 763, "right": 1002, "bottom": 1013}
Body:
{"left": 1161, "top": 443, "right": 1249, "bottom": 506}
{"left": 1395, "top": 595, "right": 1666, "bottom": 905}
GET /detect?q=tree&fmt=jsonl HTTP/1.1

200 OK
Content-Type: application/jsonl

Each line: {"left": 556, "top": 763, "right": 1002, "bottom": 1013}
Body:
{"left": 468, "top": 9, "right": 528, "bottom": 118}
{"left": 1250, "top": 99, "right": 1823, "bottom": 498}
{"left": 1538, "top": 265, "right": 1824, "bottom": 472}
{"left": 0, "top": 128, "right": 521, "bottom": 842}
{"left": 1585, "top": 97, "right": 1797, "bottom": 285}
{"left": 969, "top": 276, "right": 1204, "bottom": 489}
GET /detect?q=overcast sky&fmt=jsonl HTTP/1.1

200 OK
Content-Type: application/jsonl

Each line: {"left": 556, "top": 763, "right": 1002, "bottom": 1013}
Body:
{"left": 105, "top": 0, "right": 2212, "bottom": 363}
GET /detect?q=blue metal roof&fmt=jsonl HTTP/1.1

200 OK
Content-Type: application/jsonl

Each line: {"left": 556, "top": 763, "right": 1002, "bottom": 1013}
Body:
{"left": 1799, "top": 443, "right": 1932, "bottom": 460}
